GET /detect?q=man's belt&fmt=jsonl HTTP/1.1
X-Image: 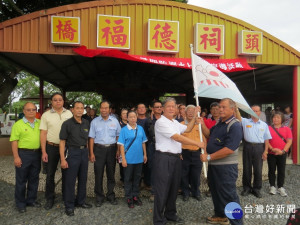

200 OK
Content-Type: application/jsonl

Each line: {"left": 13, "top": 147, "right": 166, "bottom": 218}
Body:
{"left": 156, "top": 150, "right": 181, "bottom": 158}
{"left": 244, "top": 141, "right": 264, "bottom": 146}
{"left": 18, "top": 148, "right": 40, "bottom": 152}
{"left": 47, "top": 141, "right": 59, "bottom": 147}
{"left": 182, "top": 148, "right": 200, "bottom": 152}
{"left": 69, "top": 145, "right": 87, "bottom": 149}
{"left": 95, "top": 143, "right": 116, "bottom": 148}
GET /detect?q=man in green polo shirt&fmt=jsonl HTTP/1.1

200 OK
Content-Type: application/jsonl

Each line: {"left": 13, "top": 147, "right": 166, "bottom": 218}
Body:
{"left": 10, "top": 102, "right": 42, "bottom": 213}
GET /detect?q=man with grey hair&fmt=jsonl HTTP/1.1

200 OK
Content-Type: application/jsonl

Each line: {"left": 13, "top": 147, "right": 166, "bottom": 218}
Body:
{"left": 153, "top": 97, "right": 204, "bottom": 225}
{"left": 201, "top": 98, "right": 243, "bottom": 225}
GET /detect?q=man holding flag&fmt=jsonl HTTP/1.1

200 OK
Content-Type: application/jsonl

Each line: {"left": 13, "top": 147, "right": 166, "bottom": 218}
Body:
{"left": 200, "top": 98, "right": 243, "bottom": 225}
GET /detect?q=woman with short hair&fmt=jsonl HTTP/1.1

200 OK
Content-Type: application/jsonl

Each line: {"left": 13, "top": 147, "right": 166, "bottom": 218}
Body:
{"left": 117, "top": 111, "right": 147, "bottom": 208}
{"left": 268, "top": 112, "right": 292, "bottom": 196}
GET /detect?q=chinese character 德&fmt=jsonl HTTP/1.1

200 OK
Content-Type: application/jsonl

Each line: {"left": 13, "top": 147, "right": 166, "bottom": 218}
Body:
{"left": 102, "top": 19, "right": 127, "bottom": 46}
{"left": 200, "top": 27, "right": 222, "bottom": 51}
{"left": 245, "top": 34, "right": 260, "bottom": 52}
{"left": 56, "top": 20, "right": 77, "bottom": 41}
{"left": 152, "top": 23, "right": 176, "bottom": 50}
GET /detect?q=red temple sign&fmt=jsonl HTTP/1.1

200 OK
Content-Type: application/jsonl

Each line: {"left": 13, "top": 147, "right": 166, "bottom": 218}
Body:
{"left": 238, "top": 30, "right": 263, "bottom": 55}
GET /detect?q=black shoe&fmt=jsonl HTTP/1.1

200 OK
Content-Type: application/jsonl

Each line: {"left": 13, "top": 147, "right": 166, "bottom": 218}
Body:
{"left": 241, "top": 189, "right": 250, "bottom": 196}
{"left": 17, "top": 207, "right": 26, "bottom": 213}
{"left": 193, "top": 195, "right": 202, "bottom": 201}
{"left": 133, "top": 196, "right": 142, "bottom": 206}
{"left": 75, "top": 203, "right": 92, "bottom": 208}
{"left": 127, "top": 198, "right": 134, "bottom": 208}
{"left": 107, "top": 198, "right": 117, "bottom": 205}
{"left": 95, "top": 200, "right": 104, "bottom": 207}
{"left": 252, "top": 190, "right": 262, "bottom": 198}
{"left": 65, "top": 208, "right": 74, "bottom": 216}
{"left": 27, "top": 201, "right": 41, "bottom": 208}
{"left": 166, "top": 216, "right": 185, "bottom": 224}
{"left": 182, "top": 195, "right": 189, "bottom": 202}
{"left": 44, "top": 200, "right": 54, "bottom": 210}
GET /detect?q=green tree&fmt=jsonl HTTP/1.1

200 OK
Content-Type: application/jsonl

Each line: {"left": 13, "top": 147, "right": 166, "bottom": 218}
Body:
{"left": 9, "top": 73, "right": 102, "bottom": 113}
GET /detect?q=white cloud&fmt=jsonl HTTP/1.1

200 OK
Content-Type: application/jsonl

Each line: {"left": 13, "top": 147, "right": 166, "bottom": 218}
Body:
{"left": 188, "top": 0, "right": 300, "bottom": 51}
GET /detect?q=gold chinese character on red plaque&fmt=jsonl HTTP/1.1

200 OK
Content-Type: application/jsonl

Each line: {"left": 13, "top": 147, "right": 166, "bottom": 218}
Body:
{"left": 148, "top": 19, "right": 179, "bottom": 53}
{"left": 238, "top": 30, "right": 263, "bottom": 55}
{"left": 97, "top": 15, "right": 130, "bottom": 50}
{"left": 195, "top": 23, "right": 224, "bottom": 56}
{"left": 51, "top": 16, "right": 80, "bottom": 45}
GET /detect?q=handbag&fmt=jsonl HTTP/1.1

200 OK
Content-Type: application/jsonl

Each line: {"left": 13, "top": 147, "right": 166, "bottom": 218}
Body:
{"left": 271, "top": 126, "right": 287, "bottom": 143}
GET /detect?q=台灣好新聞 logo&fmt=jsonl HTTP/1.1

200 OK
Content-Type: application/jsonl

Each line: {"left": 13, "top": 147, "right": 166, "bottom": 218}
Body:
{"left": 225, "top": 202, "right": 243, "bottom": 219}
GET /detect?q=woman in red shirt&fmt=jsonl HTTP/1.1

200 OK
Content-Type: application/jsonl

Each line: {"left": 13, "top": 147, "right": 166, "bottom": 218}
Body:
{"left": 268, "top": 112, "right": 292, "bottom": 197}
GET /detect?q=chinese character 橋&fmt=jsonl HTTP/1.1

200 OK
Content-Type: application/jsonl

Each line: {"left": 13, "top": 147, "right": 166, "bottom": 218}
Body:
{"left": 56, "top": 20, "right": 77, "bottom": 41}
{"left": 152, "top": 22, "right": 176, "bottom": 50}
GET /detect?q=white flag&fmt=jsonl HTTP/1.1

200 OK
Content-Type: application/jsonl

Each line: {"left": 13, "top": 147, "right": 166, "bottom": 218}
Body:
{"left": 191, "top": 53, "right": 258, "bottom": 118}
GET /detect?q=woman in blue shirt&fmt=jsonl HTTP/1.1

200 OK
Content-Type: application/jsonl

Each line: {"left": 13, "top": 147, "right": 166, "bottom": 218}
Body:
{"left": 117, "top": 110, "right": 147, "bottom": 208}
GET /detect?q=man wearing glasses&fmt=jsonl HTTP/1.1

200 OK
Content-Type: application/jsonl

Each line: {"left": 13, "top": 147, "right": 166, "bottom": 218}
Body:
{"left": 10, "top": 102, "right": 41, "bottom": 213}
{"left": 40, "top": 93, "right": 73, "bottom": 210}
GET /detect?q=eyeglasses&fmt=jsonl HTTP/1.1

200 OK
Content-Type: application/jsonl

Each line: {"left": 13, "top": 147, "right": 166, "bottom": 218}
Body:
{"left": 25, "top": 109, "right": 37, "bottom": 112}
{"left": 154, "top": 106, "right": 162, "bottom": 108}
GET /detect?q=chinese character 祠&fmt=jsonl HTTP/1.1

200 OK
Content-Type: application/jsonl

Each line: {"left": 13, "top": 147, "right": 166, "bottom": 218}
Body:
{"left": 200, "top": 27, "right": 222, "bottom": 51}
{"left": 152, "top": 22, "right": 176, "bottom": 50}
{"left": 56, "top": 20, "right": 77, "bottom": 41}
{"left": 102, "top": 19, "right": 127, "bottom": 46}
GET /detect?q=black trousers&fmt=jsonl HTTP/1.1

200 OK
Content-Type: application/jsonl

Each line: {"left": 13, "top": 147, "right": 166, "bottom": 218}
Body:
{"left": 45, "top": 144, "right": 61, "bottom": 201}
{"left": 181, "top": 149, "right": 202, "bottom": 197}
{"left": 15, "top": 150, "right": 41, "bottom": 209}
{"left": 267, "top": 153, "right": 286, "bottom": 188}
{"left": 93, "top": 144, "right": 117, "bottom": 202}
{"left": 153, "top": 151, "right": 181, "bottom": 225}
{"left": 209, "top": 164, "right": 243, "bottom": 225}
{"left": 63, "top": 147, "right": 89, "bottom": 209}
{"left": 124, "top": 163, "right": 143, "bottom": 199}
{"left": 144, "top": 141, "right": 156, "bottom": 188}
{"left": 242, "top": 142, "right": 264, "bottom": 191}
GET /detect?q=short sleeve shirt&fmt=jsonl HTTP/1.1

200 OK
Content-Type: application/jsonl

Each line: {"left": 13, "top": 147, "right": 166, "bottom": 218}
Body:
{"left": 241, "top": 118, "right": 271, "bottom": 143}
{"left": 155, "top": 115, "right": 187, "bottom": 154}
{"left": 89, "top": 115, "right": 121, "bottom": 144}
{"left": 39, "top": 108, "right": 73, "bottom": 144}
{"left": 10, "top": 118, "right": 41, "bottom": 149}
{"left": 268, "top": 126, "right": 292, "bottom": 155}
{"left": 59, "top": 117, "right": 90, "bottom": 147}
{"left": 117, "top": 124, "right": 147, "bottom": 164}
{"left": 207, "top": 116, "right": 243, "bottom": 154}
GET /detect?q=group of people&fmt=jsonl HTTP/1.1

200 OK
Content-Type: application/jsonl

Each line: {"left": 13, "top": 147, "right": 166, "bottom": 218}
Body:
{"left": 10, "top": 93, "right": 293, "bottom": 225}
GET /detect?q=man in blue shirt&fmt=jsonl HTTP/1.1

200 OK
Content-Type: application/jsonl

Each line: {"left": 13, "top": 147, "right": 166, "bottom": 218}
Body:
{"left": 240, "top": 105, "right": 271, "bottom": 198}
{"left": 201, "top": 98, "right": 243, "bottom": 225}
{"left": 89, "top": 101, "right": 121, "bottom": 206}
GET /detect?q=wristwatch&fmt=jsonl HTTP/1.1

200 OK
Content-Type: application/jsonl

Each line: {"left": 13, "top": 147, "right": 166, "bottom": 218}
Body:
{"left": 207, "top": 154, "right": 211, "bottom": 161}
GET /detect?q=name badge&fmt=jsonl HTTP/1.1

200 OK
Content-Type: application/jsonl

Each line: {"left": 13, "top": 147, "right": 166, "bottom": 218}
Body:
{"left": 246, "top": 125, "right": 252, "bottom": 128}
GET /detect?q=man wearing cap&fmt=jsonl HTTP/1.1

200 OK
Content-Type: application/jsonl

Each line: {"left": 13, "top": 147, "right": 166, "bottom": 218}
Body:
{"left": 40, "top": 93, "right": 73, "bottom": 210}
{"left": 59, "top": 101, "right": 92, "bottom": 216}
{"left": 10, "top": 102, "right": 41, "bottom": 213}
{"left": 89, "top": 100, "right": 121, "bottom": 206}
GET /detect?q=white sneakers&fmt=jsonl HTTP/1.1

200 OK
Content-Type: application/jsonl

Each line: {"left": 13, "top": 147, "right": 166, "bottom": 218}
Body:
{"left": 269, "top": 186, "right": 277, "bottom": 195}
{"left": 278, "top": 187, "right": 288, "bottom": 197}
{"left": 269, "top": 186, "right": 288, "bottom": 196}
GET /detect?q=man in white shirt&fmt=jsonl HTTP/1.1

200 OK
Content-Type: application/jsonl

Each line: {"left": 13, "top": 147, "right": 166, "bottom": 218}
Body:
{"left": 153, "top": 97, "right": 204, "bottom": 225}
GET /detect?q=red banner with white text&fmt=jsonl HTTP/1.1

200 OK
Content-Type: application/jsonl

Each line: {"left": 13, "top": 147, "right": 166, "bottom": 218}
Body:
{"left": 73, "top": 46, "right": 254, "bottom": 73}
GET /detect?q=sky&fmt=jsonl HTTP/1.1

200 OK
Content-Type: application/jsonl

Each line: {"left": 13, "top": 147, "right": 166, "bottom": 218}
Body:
{"left": 188, "top": 0, "right": 300, "bottom": 52}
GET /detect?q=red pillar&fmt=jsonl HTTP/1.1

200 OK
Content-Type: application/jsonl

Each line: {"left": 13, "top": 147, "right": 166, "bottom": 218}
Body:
{"left": 39, "top": 79, "right": 44, "bottom": 114}
{"left": 292, "top": 66, "right": 299, "bottom": 164}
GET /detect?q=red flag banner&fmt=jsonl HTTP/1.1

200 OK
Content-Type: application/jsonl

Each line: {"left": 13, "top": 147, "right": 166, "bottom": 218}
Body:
{"left": 73, "top": 46, "right": 254, "bottom": 73}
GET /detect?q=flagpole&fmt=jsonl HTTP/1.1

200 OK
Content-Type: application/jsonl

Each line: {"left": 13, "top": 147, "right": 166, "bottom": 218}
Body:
{"left": 190, "top": 44, "right": 207, "bottom": 178}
